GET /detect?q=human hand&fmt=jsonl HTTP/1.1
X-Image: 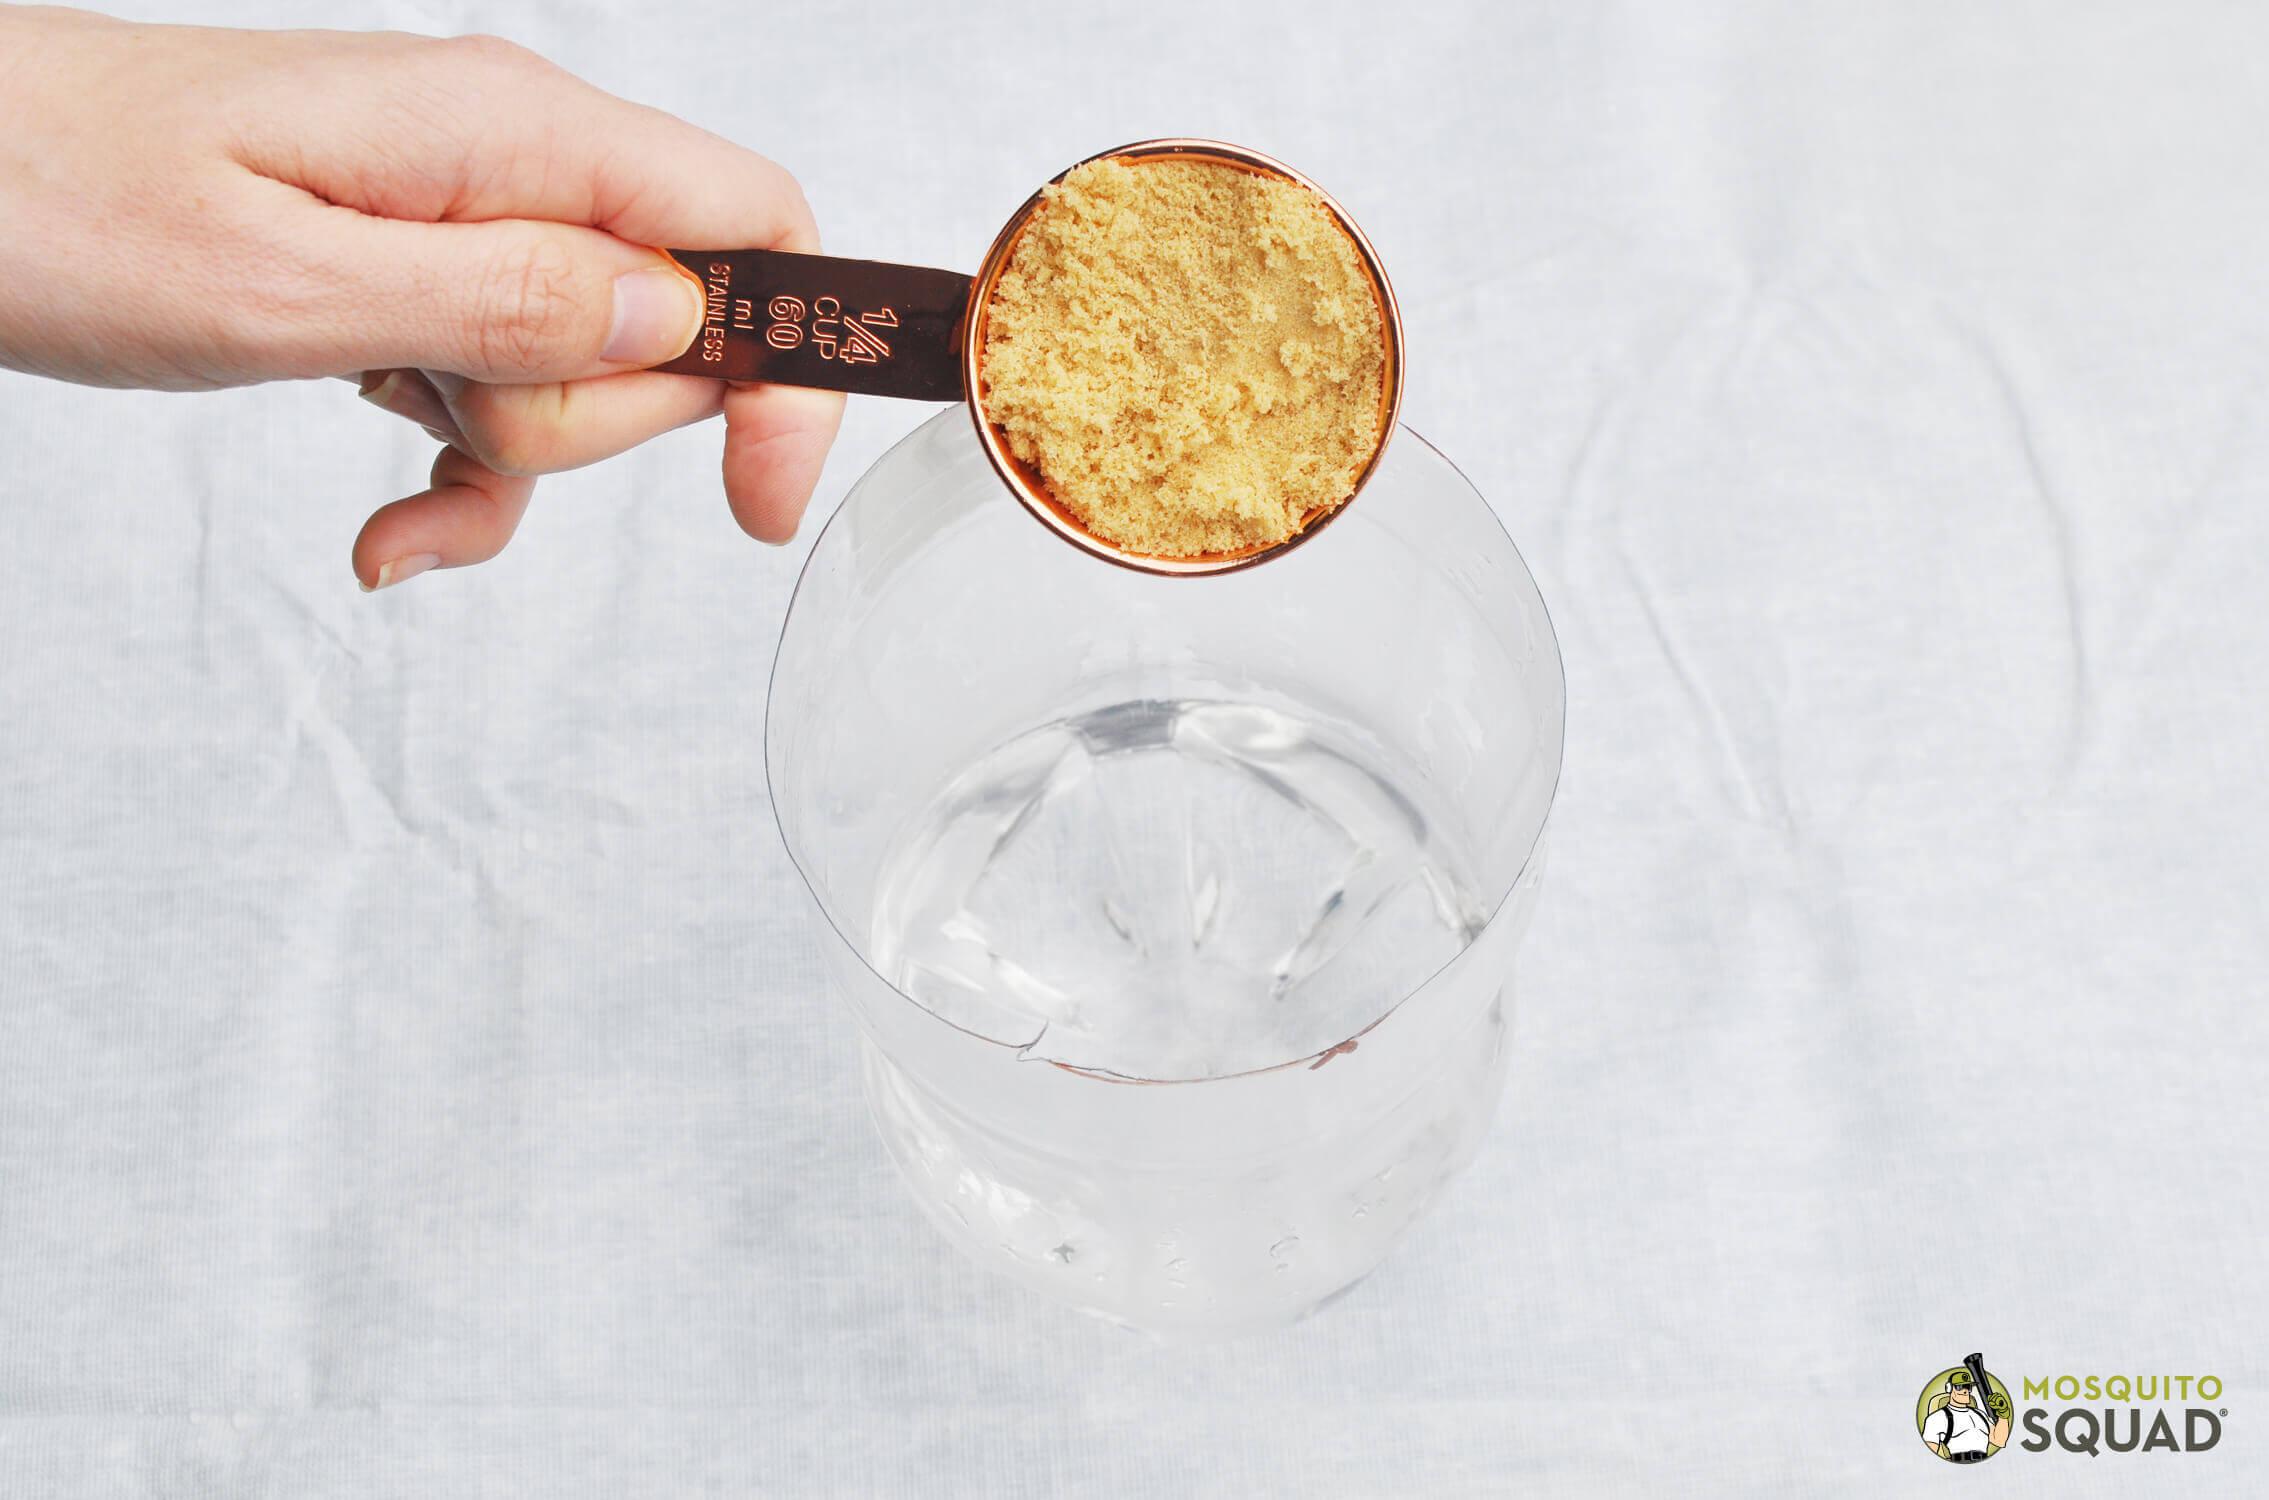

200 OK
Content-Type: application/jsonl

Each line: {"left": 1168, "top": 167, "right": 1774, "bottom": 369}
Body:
{"left": 0, "top": 6, "right": 843, "bottom": 587}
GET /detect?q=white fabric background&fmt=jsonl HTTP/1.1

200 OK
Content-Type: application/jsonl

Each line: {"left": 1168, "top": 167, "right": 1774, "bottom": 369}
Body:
{"left": 2, "top": 2, "right": 2264, "bottom": 1494}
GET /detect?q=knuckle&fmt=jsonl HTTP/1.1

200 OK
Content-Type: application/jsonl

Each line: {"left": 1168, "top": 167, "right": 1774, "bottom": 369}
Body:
{"left": 450, "top": 387, "right": 553, "bottom": 477}
{"left": 472, "top": 426, "right": 544, "bottom": 478}
{"left": 473, "top": 235, "right": 585, "bottom": 375}
{"left": 478, "top": 438, "right": 543, "bottom": 479}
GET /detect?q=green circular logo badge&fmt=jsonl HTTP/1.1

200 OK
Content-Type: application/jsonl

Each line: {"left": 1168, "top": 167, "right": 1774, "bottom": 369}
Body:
{"left": 1917, "top": 1355, "right": 2013, "bottom": 1464}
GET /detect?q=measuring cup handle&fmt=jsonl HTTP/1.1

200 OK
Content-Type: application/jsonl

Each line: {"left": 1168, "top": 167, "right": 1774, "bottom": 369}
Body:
{"left": 650, "top": 249, "right": 971, "bottom": 402}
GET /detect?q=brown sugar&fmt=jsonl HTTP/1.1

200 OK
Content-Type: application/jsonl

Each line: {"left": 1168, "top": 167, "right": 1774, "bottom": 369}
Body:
{"left": 977, "top": 157, "right": 1388, "bottom": 559}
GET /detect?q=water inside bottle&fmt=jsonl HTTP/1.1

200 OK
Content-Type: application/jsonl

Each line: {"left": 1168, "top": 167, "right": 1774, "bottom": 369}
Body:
{"left": 868, "top": 694, "right": 1486, "bottom": 1081}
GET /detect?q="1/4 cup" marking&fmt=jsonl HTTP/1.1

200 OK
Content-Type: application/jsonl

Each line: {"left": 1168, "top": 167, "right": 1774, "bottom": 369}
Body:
{"left": 755, "top": 294, "right": 900, "bottom": 365}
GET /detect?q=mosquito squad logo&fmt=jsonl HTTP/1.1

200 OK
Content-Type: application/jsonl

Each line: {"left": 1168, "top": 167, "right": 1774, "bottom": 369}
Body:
{"left": 1913, "top": 1353, "right": 2231, "bottom": 1467}
{"left": 2016, "top": 1372, "right": 2226, "bottom": 1457}
{"left": 1916, "top": 1354, "right": 2014, "bottom": 1463}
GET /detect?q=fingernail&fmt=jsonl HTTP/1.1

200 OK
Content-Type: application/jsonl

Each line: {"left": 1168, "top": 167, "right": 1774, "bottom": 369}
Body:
{"left": 421, "top": 368, "right": 466, "bottom": 401}
{"left": 359, "top": 370, "right": 456, "bottom": 433}
{"left": 365, "top": 552, "right": 441, "bottom": 592}
{"left": 358, "top": 369, "right": 405, "bottom": 407}
{"left": 603, "top": 264, "right": 704, "bottom": 364}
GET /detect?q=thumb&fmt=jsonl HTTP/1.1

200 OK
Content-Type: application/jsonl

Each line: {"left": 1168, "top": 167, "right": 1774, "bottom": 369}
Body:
{"left": 304, "top": 215, "right": 706, "bottom": 383}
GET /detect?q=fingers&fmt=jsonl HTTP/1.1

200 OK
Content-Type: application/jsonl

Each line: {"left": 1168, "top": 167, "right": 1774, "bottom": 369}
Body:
{"left": 348, "top": 370, "right": 732, "bottom": 590}
{"left": 230, "top": 32, "right": 820, "bottom": 249}
{"left": 348, "top": 373, "right": 843, "bottom": 587}
{"left": 350, "top": 372, "right": 837, "bottom": 583}
{"left": 282, "top": 207, "right": 707, "bottom": 383}
{"left": 224, "top": 33, "right": 819, "bottom": 383}
{"left": 356, "top": 369, "right": 463, "bottom": 445}
{"left": 720, "top": 384, "right": 846, "bottom": 544}
{"left": 264, "top": 31, "right": 845, "bottom": 578}
{"left": 352, "top": 445, "right": 535, "bottom": 590}
{"left": 435, "top": 370, "right": 724, "bottom": 476}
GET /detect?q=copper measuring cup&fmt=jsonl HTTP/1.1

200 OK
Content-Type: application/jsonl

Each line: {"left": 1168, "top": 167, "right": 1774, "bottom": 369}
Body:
{"left": 651, "top": 138, "right": 1406, "bottom": 576}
